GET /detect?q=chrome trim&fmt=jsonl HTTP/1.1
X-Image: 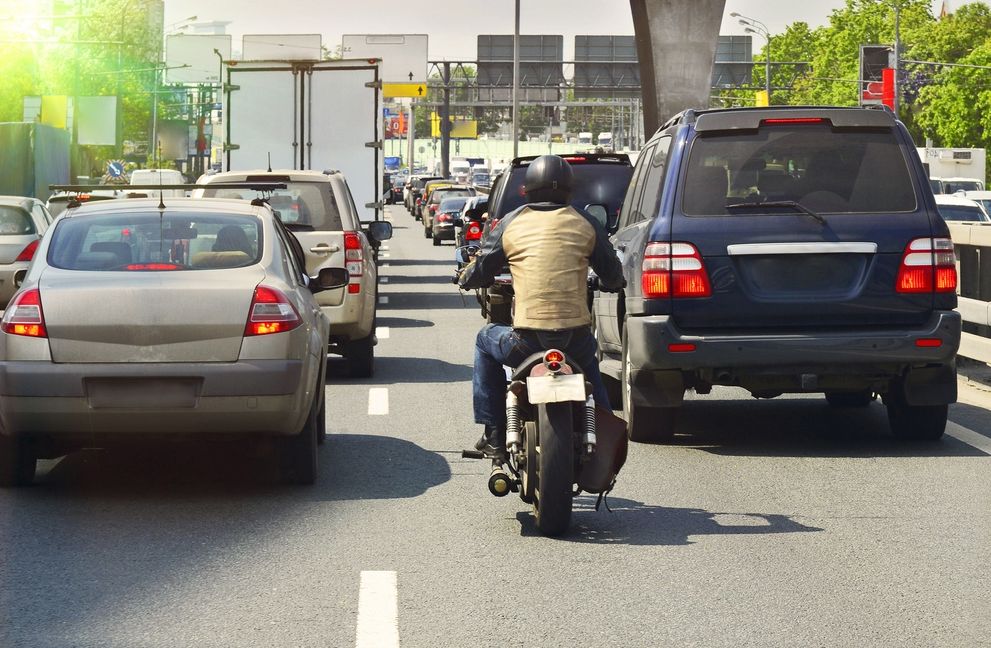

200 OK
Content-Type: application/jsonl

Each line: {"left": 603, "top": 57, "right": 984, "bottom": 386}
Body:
{"left": 726, "top": 242, "right": 878, "bottom": 256}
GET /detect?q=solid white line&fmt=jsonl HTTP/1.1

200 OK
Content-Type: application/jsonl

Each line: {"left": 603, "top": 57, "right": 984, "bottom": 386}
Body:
{"left": 380, "top": 276, "right": 389, "bottom": 284}
{"left": 379, "top": 296, "right": 389, "bottom": 305}
{"left": 367, "top": 388, "right": 389, "bottom": 416}
{"left": 355, "top": 570, "right": 398, "bottom": 648}
{"left": 376, "top": 326, "right": 390, "bottom": 339}
{"left": 945, "top": 421, "right": 991, "bottom": 454}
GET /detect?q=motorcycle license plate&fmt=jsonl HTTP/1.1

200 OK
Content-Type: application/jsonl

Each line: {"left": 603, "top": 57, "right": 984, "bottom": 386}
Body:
{"left": 526, "top": 374, "right": 586, "bottom": 404}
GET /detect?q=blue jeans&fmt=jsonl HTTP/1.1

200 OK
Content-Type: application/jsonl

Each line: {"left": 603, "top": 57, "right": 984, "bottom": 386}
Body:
{"left": 472, "top": 324, "right": 611, "bottom": 428}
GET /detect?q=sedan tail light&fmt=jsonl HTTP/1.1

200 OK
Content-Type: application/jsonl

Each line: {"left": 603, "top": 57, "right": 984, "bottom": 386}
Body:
{"left": 2, "top": 288, "right": 47, "bottom": 338}
{"left": 896, "top": 237, "right": 957, "bottom": 293}
{"left": 15, "top": 240, "right": 39, "bottom": 263}
{"left": 245, "top": 286, "right": 301, "bottom": 336}
{"left": 641, "top": 242, "right": 711, "bottom": 298}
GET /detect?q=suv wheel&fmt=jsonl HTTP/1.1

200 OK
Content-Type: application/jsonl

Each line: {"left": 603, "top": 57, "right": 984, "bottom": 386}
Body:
{"left": 622, "top": 332, "right": 676, "bottom": 443}
{"left": 0, "top": 436, "right": 36, "bottom": 487}
{"left": 825, "top": 390, "right": 874, "bottom": 408}
{"left": 423, "top": 225, "right": 431, "bottom": 239}
{"left": 432, "top": 235, "right": 441, "bottom": 247}
{"left": 345, "top": 334, "right": 375, "bottom": 378}
{"left": 885, "top": 391, "right": 947, "bottom": 441}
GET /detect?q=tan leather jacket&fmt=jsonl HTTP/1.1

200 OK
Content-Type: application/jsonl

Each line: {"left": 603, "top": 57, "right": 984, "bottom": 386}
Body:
{"left": 460, "top": 203, "right": 624, "bottom": 330}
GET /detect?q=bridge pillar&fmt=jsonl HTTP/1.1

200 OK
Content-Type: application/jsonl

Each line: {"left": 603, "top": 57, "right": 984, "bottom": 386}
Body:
{"left": 630, "top": 0, "right": 726, "bottom": 136}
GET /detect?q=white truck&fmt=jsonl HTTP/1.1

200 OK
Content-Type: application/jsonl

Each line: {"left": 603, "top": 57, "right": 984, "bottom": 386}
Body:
{"left": 596, "top": 132, "right": 614, "bottom": 150}
{"left": 577, "top": 132, "right": 594, "bottom": 147}
{"left": 916, "top": 147, "right": 986, "bottom": 194}
{"left": 221, "top": 58, "right": 384, "bottom": 223}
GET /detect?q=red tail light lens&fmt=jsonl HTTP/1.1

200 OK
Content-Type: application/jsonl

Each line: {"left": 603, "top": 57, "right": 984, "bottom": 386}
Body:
{"left": 641, "top": 242, "right": 711, "bottom": 298}
{"left": 245, "top": 286, "right": 301, "bottom": 336}
{"left": 2, "top": 288, "right": 47, "bottom": 338}
{"left": 15, "top": 240, "right": 39, "bottom": 263}
{"left": 465, "top": 222, "right": 483, "bottom": 241}
{"left": 896, "top": 237, "right": 957, "bottom": 293}
{"left": 543, "top": 349, "right": 565, "bottom": 372}
{"left": 344, "top": 231, "right": 363, "bottom": 294}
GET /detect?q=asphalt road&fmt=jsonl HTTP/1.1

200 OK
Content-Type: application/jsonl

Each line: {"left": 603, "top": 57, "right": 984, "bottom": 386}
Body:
{"left": 1, "top": 204, "right": 990, "bottom": 647}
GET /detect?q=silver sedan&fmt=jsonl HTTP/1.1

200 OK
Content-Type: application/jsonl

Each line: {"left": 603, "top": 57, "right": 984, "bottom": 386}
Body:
{"left": 0, "top": 198, "right": 347, "bottom": 486}
{"left": 0, "top": 196, "right": 53, "bottom": 308}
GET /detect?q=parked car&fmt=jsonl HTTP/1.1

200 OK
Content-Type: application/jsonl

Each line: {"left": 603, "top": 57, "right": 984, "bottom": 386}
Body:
{"left": 431, "top": 196, "right": 470, "bottom": 245}
{"left": 423, "top": 185, "right": 475, "bottom": 240}
{"left": 0, "top": 196, "right": 53, "bottom": 309}
{"left": 0, "top": 197, "right": 349, "bottom": 486}
{"left": 934, "top": 194, "right": 991, "bottom": 223}
{"left": 593, "top": 106, "right": 960, "bottom": 443}
{"left": 194, "top": 169, "right": 392, "bottom": 377}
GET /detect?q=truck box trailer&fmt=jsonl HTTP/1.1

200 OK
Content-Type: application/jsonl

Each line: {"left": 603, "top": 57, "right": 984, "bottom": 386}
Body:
{"left": 917, "top": 147, "right": 986, "bottom": 193}
{"left": 223, "top": 58, "right": 384, "bottom": 221}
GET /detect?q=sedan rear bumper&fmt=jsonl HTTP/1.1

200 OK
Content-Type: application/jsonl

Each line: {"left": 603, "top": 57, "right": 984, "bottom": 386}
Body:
{"left": 0, "top": 359, "right": 311, "bottom": 438}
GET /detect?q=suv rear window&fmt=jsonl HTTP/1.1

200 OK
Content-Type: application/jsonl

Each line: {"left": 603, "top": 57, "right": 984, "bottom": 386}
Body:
{"left": 682, "top": 125, "right": 917, "bottom": 215}
{"left": 0, "top": 207, "right": 34, "bottom": 235}
{"left": 48, "top": 212, "right": 262, "bottom": 271}
{"left": 495, "top": 163, "right": 633, "bottom": 218}
{"left": 199, "top": 182, "right": 343, "bottom": 230}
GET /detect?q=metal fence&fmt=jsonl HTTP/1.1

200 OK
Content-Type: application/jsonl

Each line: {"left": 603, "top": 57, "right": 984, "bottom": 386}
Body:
{"left": 949, "top": 223, "right": 991, "bottom": 364}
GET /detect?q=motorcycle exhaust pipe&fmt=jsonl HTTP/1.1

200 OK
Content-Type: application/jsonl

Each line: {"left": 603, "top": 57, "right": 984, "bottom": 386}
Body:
{"left": 488, "top": 466, "right": 513, "bottom": 497}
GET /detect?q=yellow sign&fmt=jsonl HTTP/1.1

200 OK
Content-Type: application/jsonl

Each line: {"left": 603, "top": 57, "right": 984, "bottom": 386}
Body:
{"left": 383, "top": 82, "right": 427, "bottom": 98}
{"left": 41, "top": 95, "right": 69, "bottom": 129}
{"left": 755, "top": 90, "right": 769, "bottom": 107}
{"left": 430, "top": 113, "right": 478, "bottom": 139}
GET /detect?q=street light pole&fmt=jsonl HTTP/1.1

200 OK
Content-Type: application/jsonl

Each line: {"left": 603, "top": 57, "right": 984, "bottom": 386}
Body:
{"left": 893, "top": 2, "right": 901, "bottom": 116}
{"left": 732, "top": 12, "right": 771, "bottom": 105}
{"left": 511, "top": 0, "right": 520, "bottom": 159}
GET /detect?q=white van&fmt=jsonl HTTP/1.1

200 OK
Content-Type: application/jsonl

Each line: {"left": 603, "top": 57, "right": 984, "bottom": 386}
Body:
{"left": 130, "top": 169, "right": 185, "bottom": 197}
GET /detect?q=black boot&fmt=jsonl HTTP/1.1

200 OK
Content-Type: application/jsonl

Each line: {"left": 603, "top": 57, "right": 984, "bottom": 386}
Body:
{"left": 474, "top": 425, "right": 507, "bottom": 461}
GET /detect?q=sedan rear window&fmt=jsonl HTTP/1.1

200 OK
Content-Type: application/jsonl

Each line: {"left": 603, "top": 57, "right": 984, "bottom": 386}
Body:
{"left": 682, "top": 125, "right": 917, "bottom": 215}
{"left": 938, "top": 205, "right": 987, "bottom": 222}
{"left": 440, "top": 197, "right": 468, "bottom": 212}
{"left": 48, "top": 212, "right": 262, "bottom": 271}
{"left": 0, "top": 207, "right": 35, "bottom": 235}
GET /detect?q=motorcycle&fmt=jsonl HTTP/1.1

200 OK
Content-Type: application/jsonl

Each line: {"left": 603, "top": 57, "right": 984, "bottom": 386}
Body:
{"left": 454, "top": 247, "right": 627, "bottom": 537}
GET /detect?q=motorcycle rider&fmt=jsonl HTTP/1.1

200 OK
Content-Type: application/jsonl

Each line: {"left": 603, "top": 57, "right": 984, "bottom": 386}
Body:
{"left": 459, "top": 155, "right": 625, "bottom": 457}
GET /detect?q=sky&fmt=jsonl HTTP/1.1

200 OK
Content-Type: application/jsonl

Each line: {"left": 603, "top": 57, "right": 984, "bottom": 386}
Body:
{"left": 163, "top": 0, "right": 951, "bottom": 61}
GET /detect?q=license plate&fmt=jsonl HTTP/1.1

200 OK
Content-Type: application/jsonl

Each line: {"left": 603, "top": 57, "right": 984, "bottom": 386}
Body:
{"left": 526, "top": 374, "right": 586, "bottom": 404}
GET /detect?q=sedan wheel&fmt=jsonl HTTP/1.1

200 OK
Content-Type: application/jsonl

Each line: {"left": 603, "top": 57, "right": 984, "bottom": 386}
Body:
{"left": 282, "top": 393, "right": 319, "bottom": 485}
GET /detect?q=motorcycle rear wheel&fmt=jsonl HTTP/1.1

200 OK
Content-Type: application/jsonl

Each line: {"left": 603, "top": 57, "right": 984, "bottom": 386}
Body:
{"left": 534, "top": 402, "right": 574, "bottom": 536}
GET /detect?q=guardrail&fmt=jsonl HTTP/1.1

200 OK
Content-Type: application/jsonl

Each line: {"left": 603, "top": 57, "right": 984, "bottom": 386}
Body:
{"left": 949, "top": 222, "right": 991, "bottom": 364}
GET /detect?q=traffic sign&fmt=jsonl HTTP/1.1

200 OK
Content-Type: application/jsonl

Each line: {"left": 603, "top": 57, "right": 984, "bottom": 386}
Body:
{"left": 384, "top": 83, "right": 427, "bottom": 98}
{"left": 342, "top": 34, "right": 428, "bottom": 86}
{"left": 107, "top": 160, "right": 125, "bottom": 178}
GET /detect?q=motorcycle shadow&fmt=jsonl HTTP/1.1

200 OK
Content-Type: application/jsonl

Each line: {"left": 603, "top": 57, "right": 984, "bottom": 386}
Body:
{"left": 515, "top": 497, "right": 823, "bottom": 545}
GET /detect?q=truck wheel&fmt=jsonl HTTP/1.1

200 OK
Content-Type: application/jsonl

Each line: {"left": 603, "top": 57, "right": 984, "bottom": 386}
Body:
{"left": 886, "top": 392, "right": 947, "bottom": 441}
{"left": 345, "top": 335, "right": 375, "bottom": 378}
{"left": 533, "top": 402, "right": 574, "bottom": 537}
{"left": 0, "top": 435, "right": 36, "bottom": 487}
{"left": 432, "top": 236, "right": 442, "bottom": 247}
{"left": 622, "top": 332, "right": 676, "bottom": 443}
{"left": 281, "top": 394, "right": 319, "bottom": 485}
{"left": 825, "top": 391, "right": 874, "bottom": 407}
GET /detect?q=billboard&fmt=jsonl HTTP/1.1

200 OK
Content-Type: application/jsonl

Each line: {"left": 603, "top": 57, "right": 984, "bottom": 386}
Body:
{"left": 477, "top": 35, "right": 563, "bottom": 102}
{"left": 242, "top": 34, "right": 322, "bottom": 61}
{"left": 574, "top": 35, "right": 640, "bottom": 99}
{"left": 860, "top": 45, "right": 893, "bottom": 106}
{"left": 431, "top": 113, "right": 477, "bottom": 139}
{"left": 165, "top": 34, "right": 232, "bottom": 84}
{"left": 77, "top": 96, "right": 118, "bottom": 146}
{"left": 712, "top": 36, "right": 754, "bottom": 88}
{"left": 342, "top": 34, "right": 428, "bottom": 90}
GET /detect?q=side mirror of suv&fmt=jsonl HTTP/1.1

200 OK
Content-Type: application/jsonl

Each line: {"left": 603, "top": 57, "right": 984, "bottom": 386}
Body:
{"left": 366, "top": 220, "right": 393, "bottom": 242}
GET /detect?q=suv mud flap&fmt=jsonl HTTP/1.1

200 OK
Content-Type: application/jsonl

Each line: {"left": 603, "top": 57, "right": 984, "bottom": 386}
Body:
{"left": 900, "top": 362, "right": 957, "bottom": 406}
{"left": 629, "top": 368, "right": 685, "bottom": 408}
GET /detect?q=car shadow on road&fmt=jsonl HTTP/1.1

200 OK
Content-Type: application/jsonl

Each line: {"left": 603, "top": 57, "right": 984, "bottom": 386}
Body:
{"left": 381, "top": 258, "right": 451, "bottom": 267}
{"left": 384, "top": 291, "right": 473, "bottom": 310}
{"left": 664, "top": 398, "right": 987, "bottom": 458}
{"left": 948, "top": 402, "right": 991, "bottom": 439}
{"left": 516, "top": 497, "right": 823, "bottom": 545}
{"left": 381, "top": 274, "right": 457, "bottom": 285}
{"left": 327, "top": 356, "right": 473, "bottom": 384}
{"left": 376, "top": 316, "right": 436, "bottom": 328}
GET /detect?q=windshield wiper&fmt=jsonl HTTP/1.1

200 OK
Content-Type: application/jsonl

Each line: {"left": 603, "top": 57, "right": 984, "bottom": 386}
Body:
{"left": 725, "top": 200, "right": 826, "bottom": 225}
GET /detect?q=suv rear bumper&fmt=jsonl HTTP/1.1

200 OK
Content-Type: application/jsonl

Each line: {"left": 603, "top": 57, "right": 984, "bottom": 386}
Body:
{"left": 625, "top": 311, "right": 961, "bottom": 405}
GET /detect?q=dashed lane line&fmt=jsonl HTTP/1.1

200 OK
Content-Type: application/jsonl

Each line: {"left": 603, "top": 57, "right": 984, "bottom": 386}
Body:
{"left": 376, "top": 327, "right": 390, "bottom": 340}
{"left": 367, "top": 388, "right": 389, "bottom": 416}
{"left": 945, "top": 421, "right": 991, "bottom": 454}
{"left": 355, "top": 570, "right": 399, "bottom": 648}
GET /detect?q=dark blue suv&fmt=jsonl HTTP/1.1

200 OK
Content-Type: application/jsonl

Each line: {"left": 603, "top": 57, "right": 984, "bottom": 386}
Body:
{"left": 592, "top": 106, "right": 960, "bottom": 442}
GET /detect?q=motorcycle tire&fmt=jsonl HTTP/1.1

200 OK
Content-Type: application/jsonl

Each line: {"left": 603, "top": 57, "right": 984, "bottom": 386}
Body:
{"left": 534, "top": 402, "right": 574, "bottom": 537}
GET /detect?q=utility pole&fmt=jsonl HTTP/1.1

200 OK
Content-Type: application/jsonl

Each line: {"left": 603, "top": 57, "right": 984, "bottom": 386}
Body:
{"left": 893, "top": 2, "right": 901, "bottom": 116}
{"left": 441, "top": 62, "right": 451, "bottom": 178}
{"left": 511, "top": 0, "right": 520, "bottom": 159}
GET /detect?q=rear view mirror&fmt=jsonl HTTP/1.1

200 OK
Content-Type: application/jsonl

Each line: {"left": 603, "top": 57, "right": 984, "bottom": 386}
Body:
{"left": 455, "top": 245, "right": 479, "bottom": 264}
{"left": 584, "top": 203, "right": 609, "bottom": 228}
{"left": 311, "top": 267, "right": 349, "bottom": 293}
{"left": 367, "top": 220, "right": 393, "bottom": 242}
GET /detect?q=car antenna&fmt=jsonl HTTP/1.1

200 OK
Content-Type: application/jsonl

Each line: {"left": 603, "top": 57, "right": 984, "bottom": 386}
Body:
{"left": 158, "top": 172, "right": 166, "bottom": 210}
{"left": 267, "top": 152, "right": 272, "bottom": 173}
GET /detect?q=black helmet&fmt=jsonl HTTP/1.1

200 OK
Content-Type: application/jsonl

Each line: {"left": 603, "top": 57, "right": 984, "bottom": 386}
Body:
{"left": 524, "top": 155, "right": 573, "bottom": 204}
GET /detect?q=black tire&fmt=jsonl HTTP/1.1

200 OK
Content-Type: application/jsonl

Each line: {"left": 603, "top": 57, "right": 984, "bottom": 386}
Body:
{"left": 534, "top": 402, "right": 574, "bottom": 537}
{"left": 315, "top": 362, "right": 328, "bottom": 445}
{"left": 825, "top": 390, "right": 874, "bottom": 408}
{"left": 344, "top": 334, "right": 375, "bottom": 378}
{"left": 423, "top": 226, "right": 431, "bottom": 239}
{"left": 622, "top": 331, "right": 676, "bottom": 443}
{"left": 886, "top": 392, "right": 947, "bottom": 441}
{"left": 0, "top": 435, "right": 36, "bottom": 487}
{"left": 432, "top": 236, "right": 441, "bottom": 247}
{"left": 281, "top": 394, "right": 318, "bottom": 485}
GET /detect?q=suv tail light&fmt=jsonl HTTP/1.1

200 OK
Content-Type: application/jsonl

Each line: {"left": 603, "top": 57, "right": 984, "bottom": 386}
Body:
{"left": 465, "top": 221, "right": 483, "bottom": 241}
{"left": 896, "top": 237, "right": 957, "bottom": 293}
{"left": 245, "top": 286, "right": 301, "bottom": 336}
{"left": 2, "top": 288, "right": 47, "bottom": 338}
{"left": 15, "top": 240, "right": 39, "bottom": 263}
{"left": 344, "top": 231, "right": 363, "bottom": 295}
{"left": 641, "top": 242, "right": 711, "bottom": 298}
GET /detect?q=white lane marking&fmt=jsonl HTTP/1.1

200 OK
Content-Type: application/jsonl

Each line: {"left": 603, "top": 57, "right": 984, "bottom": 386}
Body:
{"left": 380, "top": 244, "right": 390, "bottom": 251}
{"left": 355, "top": 570, "right": 399, "bottom": 648}
{"left": 376, "top": 326, "right": 390, "bottom": 340}
{"left": 367, "top": 388, "right": 389, "bottom": 416}
{"left": 379, "top": 296, "right": 389, "bottom": 305}
{"left": 380, "top": 252, "right": 391, "bottom": 259}
{"left": 380, "top": 276, "right": 389, "bottom": 284}
{"left": 945, "top": 421, "right": 991, "bottom": 454}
